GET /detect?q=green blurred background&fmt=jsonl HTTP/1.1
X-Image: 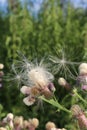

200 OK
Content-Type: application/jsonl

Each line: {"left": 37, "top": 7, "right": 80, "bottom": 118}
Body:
{"left": 0, "top": 0, "right": 87, "bottom": 129}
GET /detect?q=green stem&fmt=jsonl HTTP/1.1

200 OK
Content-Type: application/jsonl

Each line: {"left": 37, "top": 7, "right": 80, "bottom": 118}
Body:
{"left": 39, "top": 96, "right": 71, "bottom": 114}
{"left": 74, "top": 89, "right": 87, "bottom": 105}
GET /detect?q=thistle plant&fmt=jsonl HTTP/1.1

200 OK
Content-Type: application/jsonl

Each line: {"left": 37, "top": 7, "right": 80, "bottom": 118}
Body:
{"left": 5, "top": 53, "right": 87, "bottom": 130}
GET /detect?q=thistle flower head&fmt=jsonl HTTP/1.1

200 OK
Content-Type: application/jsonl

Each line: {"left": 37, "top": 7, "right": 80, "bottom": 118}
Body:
{"left": 2, "top": 113, "right": 14, "bottom": 129}
{"left": 14, "top": 116, "right": 23, "bottom": 127}
{"left": 23, "top": 96, "right": 36, "bottom": 106}
{"left": 29, "top": 118, "right": 39, "bottom": 128}
{"left": 10, "top": 56, "right": 54, "bottom": 88}
{"left": 20, "top": 86, "right": 31, "bottom": 95}
{"left": 0, "top": 64, "right": 4, "bottom": 69}
{"left": 58, "top": 77, "right": 67, "bottom": 86}
{"left": 58, "top": 77, "right": 71, "bottom": 91}
{"left": 79, "top": 63, "right": 87, "bottom": 75}
{"left": 23, "top": 120, "right": 30, "bottom": 129}
{"left": 45, "top": 121, "right": 56, "bottom": 130}
{"left": 77, "top": 63, "right": 87, "bottom": 90}
{"left": 47, "top": 83, "right": 56, "bottom": 92}
{"left": 71, "top": 104, "right": 82, "bottom": 117}
{"left": 28, "top": 66, "right": 54, "bottom": 88}
{"left": 6, "top": 113, "right": 14, "bottom": 121}
{"left": 81, "top": 85, "right": 87, "bottom": 90}
{"left": 71, "top": 104, "right": 87, "bottom": 129}
{"left": 2, "top": 113, "right": 14, "bottom": 127}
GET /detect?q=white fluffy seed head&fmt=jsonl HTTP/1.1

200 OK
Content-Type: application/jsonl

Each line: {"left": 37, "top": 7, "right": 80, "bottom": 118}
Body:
{"left": 10, "top": 56, "right": 54, "bottom": 89}
{"left": 58, "top": 77, "right": 67, "bottom": 86}
{"left": 28, "top": 67, "right": 54, "bottom": 88}
{"left": 79, "top": 63, "right": 87, "bottom": 75}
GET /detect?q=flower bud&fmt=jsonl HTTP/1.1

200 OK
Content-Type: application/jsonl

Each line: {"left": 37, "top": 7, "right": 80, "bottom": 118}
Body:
{"left": 29, "top": 118, "right": 39, "bottom": 128}
{"left": 58, "top": 77, "right": 71, "bottom": 90}
{"left": 71, "top": 104, "right": 87, "bottom": 129}
{"left": 14, "top": 116, "right": 23, "bottom": 128}
{"left": 7, "top": 113, "right": 14, "bottom": 121}
{"left": 79, "top": 63, "right": 87, "bottom": 75}
{"left": 71, "top": 104, "right": 82, "bottom": 117}
{"left": 20, "top": 86, "right": 31, "bottom": 95}
{"left": 23, "top": 120, "right": 30, "bottom": 129}
{"left": 0, "top": 64, "right": 4, "bottom": 69}
{"left": 45, "top": 121, "right": 56, "bottom": 130}
{"left": 58, "top": 78, "right": 67, "bottom": 86}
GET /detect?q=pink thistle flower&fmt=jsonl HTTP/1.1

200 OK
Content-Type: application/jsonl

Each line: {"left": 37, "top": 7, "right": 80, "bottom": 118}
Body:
{"left": 20, "top": 83, "right": 56, "bottom": 106}
{"left": 77, "top": 113, "right": 87, "bottom": 129}
{"left": 28, "top": 118, "right": 39, "bottom": 130}
{"left": 71, "top": 104, "right": 87, "bottom": 129}
{"left": 47, "top": 83, "right": 56, "bottom": 92}
{"left": 14, "top": 116, "right": 23, "bottom": 130}
{"left": 81, "top": 85, "right": 87, "bottom": 90}
{"left": 40, "top": 83, "right": 55, "bottom": 99}
{"left": 20, "top": 86, "right": 41, "bottom": 106}
{"left": 23, "top": 96, "right": 36, "bottom": 106}
{"left": 2, "top": 113, "right": 14, "bottom": 129}
{"left": 77, "top": 63, "right": 87, "bottom": 90}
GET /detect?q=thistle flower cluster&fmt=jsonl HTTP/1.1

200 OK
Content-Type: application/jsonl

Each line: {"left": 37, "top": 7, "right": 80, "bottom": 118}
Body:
{"left": 58, "top": 63, "right": 87, "bottom": 91}
{"left": 0, "top": 113, "right": 39, "bottom": 130}
{"left": 0, "top": 113, "right": 67, "bottom": 130}
{"left": 9, "top": 53, "right": 87, "bottom": 129}
{"left": 57, "top": 63, "right": 87, "bottom": 129}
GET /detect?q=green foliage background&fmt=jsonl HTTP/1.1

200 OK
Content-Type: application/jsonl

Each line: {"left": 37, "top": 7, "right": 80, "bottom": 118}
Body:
{"left": 0, "top": 0, "right": 87, "bottom": 129}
